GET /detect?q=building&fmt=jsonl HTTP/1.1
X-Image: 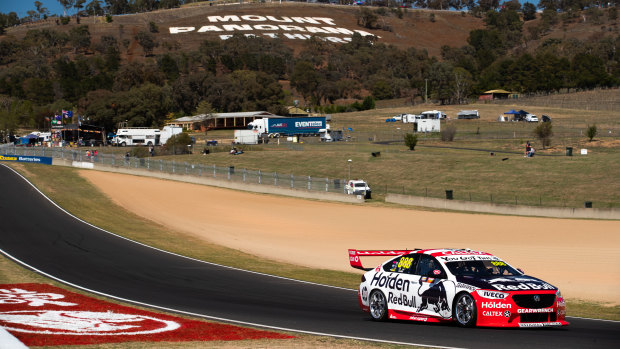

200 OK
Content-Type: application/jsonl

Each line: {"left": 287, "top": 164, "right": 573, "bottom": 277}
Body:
{"left": 478, "top": 89, "right": 519, "bottom": 101}
{"left": 168, "top": 111, "right": 280, "bottom": 131}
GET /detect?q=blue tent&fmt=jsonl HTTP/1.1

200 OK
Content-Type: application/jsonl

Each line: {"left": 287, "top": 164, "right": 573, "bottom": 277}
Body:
{"left": 504, "top": 109, "right": 520, "bottom": 114}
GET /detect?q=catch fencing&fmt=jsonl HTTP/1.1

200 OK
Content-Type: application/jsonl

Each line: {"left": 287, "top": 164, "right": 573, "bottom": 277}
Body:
{"left": 1, "top": 145, "right": 349, "bottom": 195}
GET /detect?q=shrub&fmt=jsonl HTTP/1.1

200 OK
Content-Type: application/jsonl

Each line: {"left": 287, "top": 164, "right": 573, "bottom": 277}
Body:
{"left": 148, "top": 21, "right": 159, "bottom": 33}
{"left": 164, "top": 133, "right": 193, "bottom": 155}
{"left": 404, "top": 133, "right": 418, "bottom": 150}
{"left": 534, "top": 122, "right": 553, "bottom": 148}
{"left": 105, "top": 14, "right": 113, "bottom": 23}
{"left": 586, "top": 124, "right": 597, "bottom": 142}
{"left": 440, "top": 125, "right": 457, "bottom": 141}
{"left": 60, "top": 16, "right": 70, "bottom": 25}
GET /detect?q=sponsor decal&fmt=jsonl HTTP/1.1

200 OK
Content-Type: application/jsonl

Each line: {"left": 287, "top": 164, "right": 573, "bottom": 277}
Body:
{"left": 481, "top": 302, "right": 511, "bottom": 309}
{"left": 0, "top": 155, "right": 52, "bottom": 165}
{"left": 558, "top": 310, "right": 566, "bottom": 316}
{"left": 294, "top": 121, "right": 323, "bottom": 128}
{"left": 387, "top": 292, "right": 417, "bottom": 308}
{"left": 482, "top": 310, "right": 507, "bottom": 317}
{"left": 456, "top": 283, "right": 477, "bottom": 292}
{"left": 504, "top": 310, "right": 511, "bottom": 318}
{"left": 489, "top": 278, "right": 555, "bottom": 291}
{"left": 0, "top": 284, "right": 293, "bottom": 346}
{"left": 557, "top": 300, "right": 566, "bottom": 307}
{"left": 477, "top": 290, "right": 509, "bottom": 300}
{"left": 420, "top": 277, "right": 435, "bottom": 284}
{"left": 409, "top": 316, "right": 428, "bottom": 322}
{"left": 517, "top": 308, "right": 554, "bottom": 314}
{"left": 519, "top": 322, "right": 562, "bottom": 327}
{"left": 440, "top": 255, "right": 498, "bottom": 262}
{"left": 432, "top": 269, "right": 441, "bottom": 276}
{"left": 439, "top": 250, "right": 491, "bottom": 256}
{"left": 169, "top": 15, "right": 377, "bottom": 42}
{"left": 370, "top": 273, "right": 410, "bottom": 292}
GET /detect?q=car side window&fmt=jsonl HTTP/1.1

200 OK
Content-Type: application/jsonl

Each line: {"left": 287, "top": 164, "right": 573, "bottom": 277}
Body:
{"left": 415, "top": 255, "right": 447, "bottom": 279}
{"left": 383, "top": 254, "right": 419, "bottom": 273}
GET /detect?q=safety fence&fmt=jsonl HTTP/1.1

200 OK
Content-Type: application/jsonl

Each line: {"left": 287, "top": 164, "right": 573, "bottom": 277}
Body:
{"left": 1, "top": 145, "right": 349, "bottom": 195}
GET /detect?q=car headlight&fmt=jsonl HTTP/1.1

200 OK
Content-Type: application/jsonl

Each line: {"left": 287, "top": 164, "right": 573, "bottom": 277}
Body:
{"left": 555, "top": 290, "right": 562, "bottom": 299}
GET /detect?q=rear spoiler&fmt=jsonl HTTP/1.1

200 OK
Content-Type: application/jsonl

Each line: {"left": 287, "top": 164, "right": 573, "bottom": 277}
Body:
{"left": 348, "top": 249, "right": 414, "bottom": 271}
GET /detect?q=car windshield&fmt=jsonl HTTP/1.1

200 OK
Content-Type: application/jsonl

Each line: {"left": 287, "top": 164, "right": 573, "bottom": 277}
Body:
{"left": 446, "top": 260, "right": 520, "bottom": 278}
{"left": 354, "top": 183, "right": 366, "bottom": 187}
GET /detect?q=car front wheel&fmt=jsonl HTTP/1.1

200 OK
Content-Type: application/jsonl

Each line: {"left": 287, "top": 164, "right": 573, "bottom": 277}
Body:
{"left": 453, "top": 293, "right": 477, "bottom": 327}
{"left": 369, "top": 290, "right": 388, "bottom": 321}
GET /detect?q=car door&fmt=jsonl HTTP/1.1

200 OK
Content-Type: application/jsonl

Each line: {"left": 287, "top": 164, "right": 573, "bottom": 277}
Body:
{"left": 411, "top": 254, "right": 454, "bottom": 319}
{"left": 379, "top": 254, "right": 420, "bottom": 314}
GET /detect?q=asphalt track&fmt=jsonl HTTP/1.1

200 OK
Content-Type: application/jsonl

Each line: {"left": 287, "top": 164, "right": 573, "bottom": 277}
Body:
{"left": 0, "top": 164, "right": 619, "bottom": 348}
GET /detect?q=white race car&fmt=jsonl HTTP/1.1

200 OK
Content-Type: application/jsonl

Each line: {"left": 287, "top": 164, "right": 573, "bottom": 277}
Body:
{"left": 348, "top": 248, "right": 569, "bottom": 328}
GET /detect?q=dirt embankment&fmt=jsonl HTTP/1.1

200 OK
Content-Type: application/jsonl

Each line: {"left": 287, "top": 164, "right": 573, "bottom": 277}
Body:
{"left": 81, "top": 170, "right": 620, "bottom": 305}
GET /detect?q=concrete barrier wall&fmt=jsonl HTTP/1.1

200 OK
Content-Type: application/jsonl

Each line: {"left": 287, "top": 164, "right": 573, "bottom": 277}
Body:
{"left": 55, "top": 159, "right": 363, "bottom": 204}
{"left": 386, "top": 194, "right": 620, "bottom": 220}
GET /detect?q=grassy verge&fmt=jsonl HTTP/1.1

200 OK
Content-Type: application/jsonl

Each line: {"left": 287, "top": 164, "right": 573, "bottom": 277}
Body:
{"left": 3, "top": 163, "right": 619, "bottom": 326}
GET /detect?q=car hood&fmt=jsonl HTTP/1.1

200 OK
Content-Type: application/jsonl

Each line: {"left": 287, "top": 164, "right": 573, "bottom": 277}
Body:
{"left": 455, "top": 275, "right": 557, "bottom": 292}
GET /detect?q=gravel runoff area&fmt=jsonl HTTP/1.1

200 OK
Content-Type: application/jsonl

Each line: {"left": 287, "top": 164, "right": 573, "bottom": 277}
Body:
{"left": 81, "top": 170, "right": 620, "bottom": 305}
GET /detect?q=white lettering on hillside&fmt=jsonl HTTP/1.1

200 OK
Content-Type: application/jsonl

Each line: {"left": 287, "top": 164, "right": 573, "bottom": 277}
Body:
{"left": 169, "top": 15, "right": 379, "bottom": 42}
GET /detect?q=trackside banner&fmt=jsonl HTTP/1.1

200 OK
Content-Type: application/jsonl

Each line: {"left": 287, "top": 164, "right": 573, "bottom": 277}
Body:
{"left": 0, "top": 283, "right": 293, "bottom": 346}
{"left": 0, "top": 155, "right": 52, "bottom": 165}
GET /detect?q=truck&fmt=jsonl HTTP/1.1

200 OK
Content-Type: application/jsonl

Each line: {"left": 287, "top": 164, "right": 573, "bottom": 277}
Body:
{"left": 234, "top": 129, "right": 260, "bottom": 145}
{"left": 247, "top": 117, "right": 327, "bottom": 138}
{"left": 113, "top": 126, "right": 182, "bottom": 146}
{"left": 345, "top": 179, "right": 371, "bottom": 199}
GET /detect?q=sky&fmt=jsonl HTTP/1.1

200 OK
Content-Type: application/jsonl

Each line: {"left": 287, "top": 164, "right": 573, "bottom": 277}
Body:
{"left": 0, "top": 0, "right": 67, "bottom": 17}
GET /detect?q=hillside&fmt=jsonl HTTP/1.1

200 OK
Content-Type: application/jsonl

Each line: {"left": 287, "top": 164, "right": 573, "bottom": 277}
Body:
{"left": 5, "top": 2, "right": 618, "bottom": 60}
{"left": 4, "top": 3, "right": 483, "bottom": 58}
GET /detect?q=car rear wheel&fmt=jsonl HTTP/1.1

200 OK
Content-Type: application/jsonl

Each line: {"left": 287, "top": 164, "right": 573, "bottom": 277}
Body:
{"left": 369, "top": 290, "right": 388, "bottom": 321}
{"left": 453, "top": 293, "right": 477, "bottom": 327}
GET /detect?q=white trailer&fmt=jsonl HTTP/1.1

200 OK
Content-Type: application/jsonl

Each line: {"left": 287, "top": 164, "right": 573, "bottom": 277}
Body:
{"left": 401, "top": 114, "right": 422, "bottom": 123}
{"left": 160, "top": 125, "right": 183, "bottom": 144}
{"left": 113, "top": 128, "right": 160, "bottom": 146}
{"left": 421, "top": 110, "right": 446, "bottom": 119}
{"left": 234, "top": 129, "right": 259, "bottom": 144}
{"left": 415, "top": 119, "right": 441, "bottom": 132}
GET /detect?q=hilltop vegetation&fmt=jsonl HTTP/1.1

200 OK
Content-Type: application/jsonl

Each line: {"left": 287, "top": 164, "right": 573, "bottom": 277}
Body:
{"left": 0, "top": 1, "right": 618, "bottom": 134}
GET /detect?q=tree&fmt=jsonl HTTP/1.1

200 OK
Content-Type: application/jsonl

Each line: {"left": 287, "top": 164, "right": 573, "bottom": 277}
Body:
{"left": 57, "top": 0, "right": 75, "bottom": 16}
{"left": 586, "top": 124, "right": 597, "bottom": 142}
{"left": 34, "top": 1, "right": 49, "bottom": 19}
{"left": 69, "top": 25, "right": 90, "bottom": 53}
{"left": 404, "top": 133, "right": 418, "bottom": 150}
{"left": 522, "top": 2, "right": 537, "bottom": 21}
{"left": 86, "top": 0, "right": 103, "bottom": 17}
{"left": 135, "top": 30, "right": 157, "bottom": 57}
{"left": 105, "top": 0, "right": 130, "bottom": 15}
{"left": 74, "top": 0, "right": 86, "bottom": 18}
{"left": 290, "top": 60, "right": 325, "bottom": 105}
{"left": 452, "top": 67, "right": 472, "bottom": 104}
{"left": 357, "top": 7, "right": 378, "bottom": 29}
{"left": 533, "top": 122, "right": 553, "bottom": 149}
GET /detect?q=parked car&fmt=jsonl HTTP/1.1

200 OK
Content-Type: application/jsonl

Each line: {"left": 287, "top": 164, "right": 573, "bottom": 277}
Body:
{"left": 345, "top": 179, "right": 371, "bottom": 199}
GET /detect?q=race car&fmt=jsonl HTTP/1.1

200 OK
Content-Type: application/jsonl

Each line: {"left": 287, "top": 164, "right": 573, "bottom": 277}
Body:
{"left": 348, "top": 248, "right": 569, "bottom": 328}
